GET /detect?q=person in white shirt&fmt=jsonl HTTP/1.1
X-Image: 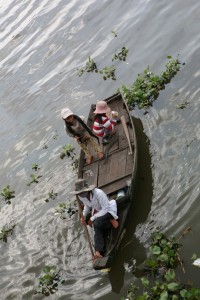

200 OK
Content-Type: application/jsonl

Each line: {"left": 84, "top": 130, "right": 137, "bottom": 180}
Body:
{"left": 72, "top": 179, "right": 119, "bottom": 260}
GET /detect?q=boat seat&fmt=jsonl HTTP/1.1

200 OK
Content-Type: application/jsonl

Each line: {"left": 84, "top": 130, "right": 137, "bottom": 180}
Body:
{"left": 115, "top": 195, "right": 130, "bottom": 207}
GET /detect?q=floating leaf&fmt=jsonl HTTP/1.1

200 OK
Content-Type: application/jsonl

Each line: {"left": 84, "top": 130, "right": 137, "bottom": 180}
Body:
{"left": 141, "top": 277, "right": 149, "bottom": 288}
{"left": 167, "top": 282, "right": 180, "bottom": 292}
{"left": 164, "top": 269, "right": 175, "bottom": 282}
{"left": 191, "top": 253, "right": 198, "bottom": 260}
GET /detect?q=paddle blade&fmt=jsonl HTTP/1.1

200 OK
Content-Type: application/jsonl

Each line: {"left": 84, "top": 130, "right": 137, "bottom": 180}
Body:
{"left": 93, "top": 256, "right": 113, "bottom": 270}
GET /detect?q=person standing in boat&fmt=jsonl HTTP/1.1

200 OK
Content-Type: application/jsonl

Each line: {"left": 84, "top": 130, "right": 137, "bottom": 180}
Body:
{"left": 92, "top": 101, "right": 118, "bottom": 144}
{"left": 61, "top": 108, "right": 104, "bottom": 164}
{"left": 72, "top": 179, "right": 119, "bottom": 260}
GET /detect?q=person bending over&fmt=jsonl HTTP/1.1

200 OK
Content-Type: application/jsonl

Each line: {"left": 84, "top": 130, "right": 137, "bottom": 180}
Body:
{"left": 61, "top": 107, "right": 104, "bottom": 164}
{"left": 72, "top": 179, "right": 119, "bottom": 260}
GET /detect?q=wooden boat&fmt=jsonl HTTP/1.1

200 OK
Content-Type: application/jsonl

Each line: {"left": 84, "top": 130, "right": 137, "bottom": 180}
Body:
{"left": 77, "top": 92, "right": 138, "bottom": 270}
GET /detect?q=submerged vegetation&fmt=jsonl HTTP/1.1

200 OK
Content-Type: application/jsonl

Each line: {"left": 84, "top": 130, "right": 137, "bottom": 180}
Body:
{"left": 0, "top": 185, "right": 15, "bottom": 204}
{"left": 120, "top": 56, "right": 183, "bottom": 109}
{"left": 121, "top": 229, "right": 200, "bottom": 300}
{"left": 0, "top": 224, "right": 16, "bottom": 242}
{"left": 35, "top": 266, "right": 64, "bottom": 296}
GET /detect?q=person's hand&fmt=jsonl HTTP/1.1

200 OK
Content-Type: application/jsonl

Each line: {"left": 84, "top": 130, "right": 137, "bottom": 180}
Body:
{"left": 112, "top": 128, "right": 117, "bottom": 134}
{"left": 87, "top": 219, "right": 93, "bottom": 227}
{"left": 80, "top": 217, "right": 86, "bottom": 226}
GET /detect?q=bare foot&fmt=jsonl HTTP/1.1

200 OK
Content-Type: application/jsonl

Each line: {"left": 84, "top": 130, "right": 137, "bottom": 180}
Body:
{"left": 98, "top": 152, "right": 104, "bottom": 159}
{"left": 93, "top": 251, "right": 103, "bottom": 260}
{"left": 110, "top": 219, "right": 119, "bottom": 229}
{"left": 86, "top": 155, "right": 93, "bottom": 164}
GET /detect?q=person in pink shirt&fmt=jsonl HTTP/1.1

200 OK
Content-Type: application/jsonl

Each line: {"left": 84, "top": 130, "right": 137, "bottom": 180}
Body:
{"left": 92, "top": 101, "right": 117, "bottom": 144}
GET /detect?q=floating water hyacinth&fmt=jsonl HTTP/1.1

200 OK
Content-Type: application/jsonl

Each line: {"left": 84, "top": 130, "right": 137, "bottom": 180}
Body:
{"left": 193, "top": 258, "right": 200, "bottom": 267}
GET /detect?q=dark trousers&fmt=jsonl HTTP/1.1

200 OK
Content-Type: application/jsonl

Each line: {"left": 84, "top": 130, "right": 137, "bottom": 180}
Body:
{"left": 93, "top": 213, "right": 112, "bottom": 253}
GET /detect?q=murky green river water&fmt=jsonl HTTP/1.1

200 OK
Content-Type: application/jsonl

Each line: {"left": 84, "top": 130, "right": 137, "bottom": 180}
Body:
{"left": 0, "top": 0, "right": 200, "bottom": 299}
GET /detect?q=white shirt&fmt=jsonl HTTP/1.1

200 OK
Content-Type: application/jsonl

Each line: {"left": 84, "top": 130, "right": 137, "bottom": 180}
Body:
{"left": 78, "top": 188, "right": 118, "bottom": 222}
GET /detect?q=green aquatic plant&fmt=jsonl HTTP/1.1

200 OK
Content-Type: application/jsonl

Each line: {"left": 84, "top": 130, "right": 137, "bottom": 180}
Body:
{"left": 121, "top": 229, "right": 200, "bottom": 300}
{"left": 60, "top": 144, "right": 75, "bottom": 159}
{"left": 112, "top": 46, "right": 129, "bottom": 61}
{"left": 53, "top": 131, "right": 59, "bottom": 140}
{"left": 0, "top": 185, "right": 15, "bottom": 204}
{"left": 71, "top": 158, "right": 78, "bottom": 170}
{"left": 176, "top": 101, "right": 189, "bottom": 109}
{"left": 121, "top": 55, "right": 183, "bottom": 109}
{"left": 111, "top": 30, "right": 117, "bottom": 37}
{"left": 60, "top": 144, "right": 78, "bottom": 170}
{"left": 55, "top": 201, "right": 78, "bottom": 219}
{"left": 32, "top": 163, "right": 40, "bottom": 171}
{"left": 43, "top": 144, "right": 48, "bottom": 149}
{"left": 0, "top": 224, "right": 16, "bottom": 242}
{"left": 27, "top": 174, "right": 42, "bottom": 186}
{"left": 145, "top": 231, "right": 181, "bottom": 270}
{"left": 99, "top": 65, "right": 116, "bottom": 80}
{"left": 35, "top": 266, "right": 64, "bottom": 296}
{"left": 45, "top": 190, "right": 58, "bottom": 202}
{"left": 77, "top": 56, "right": 98, "bottom": 77}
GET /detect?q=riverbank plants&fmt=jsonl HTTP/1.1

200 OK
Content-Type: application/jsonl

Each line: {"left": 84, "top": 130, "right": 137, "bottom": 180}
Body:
{"left": 0, "top": 185, "right": 15, "bottom": 204}
{"left": 120, "top": 56, "right": 182, "bottom": 109}
{"left": 121, "top": 229, "right": 200, "bottom": 300}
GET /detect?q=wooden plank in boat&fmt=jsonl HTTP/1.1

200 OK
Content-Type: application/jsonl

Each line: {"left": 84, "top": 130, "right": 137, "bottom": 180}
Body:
{"left": 98, "top": 148, "right": 127, "bottom": 186}
{"left": 100, "top": 175, "right": 132, "bottom": 195}
{"left": 114, "top": 99, "right": 135, "bottom": 145}
{"left": 126, "top": 147, "right": 134, "bottom": 174}
{"left": 113, "top": 101, "right": 130, "bottom": 149}
{"left": 82, "top": 161, "right": 99, "bottom": 187}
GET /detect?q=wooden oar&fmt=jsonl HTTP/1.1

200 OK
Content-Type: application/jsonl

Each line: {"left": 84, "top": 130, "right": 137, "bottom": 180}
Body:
{"left": 121, "top": 115, "right": 133, "bottom": 155}
{"left": 76, "top": 195, "right": 94, "bottom": 257}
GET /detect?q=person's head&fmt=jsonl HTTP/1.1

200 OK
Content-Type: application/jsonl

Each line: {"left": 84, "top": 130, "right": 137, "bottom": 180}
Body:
{"left": 71, "top": 178, "right": 95, "bottom": 196}
{"left": 93, "top": 101, "right": 111, "bottom": 115}
{"left": 61, "top": 108, "right": 74, "bottom": 123}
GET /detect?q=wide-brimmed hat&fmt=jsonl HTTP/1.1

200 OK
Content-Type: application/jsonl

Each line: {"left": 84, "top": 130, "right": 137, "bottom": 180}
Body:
{"left": 71, "top": 179, "right": 95, "bottom": 195}
{"left": 93, "top": 101, "right": 111, "bottom": 114}
{"left": 61, "top": 108, "right": 73, "bottom": 119}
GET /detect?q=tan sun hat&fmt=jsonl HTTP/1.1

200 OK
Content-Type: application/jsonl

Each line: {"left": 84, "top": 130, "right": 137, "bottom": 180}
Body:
{"left": 71, "top": 178, "right": 95, "bottom": 195}
{"left": 61, "top": 108, "right": 73, "bottom": 119}
{"left": 93, "top": 101, "right": 111, "bottom": 114}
